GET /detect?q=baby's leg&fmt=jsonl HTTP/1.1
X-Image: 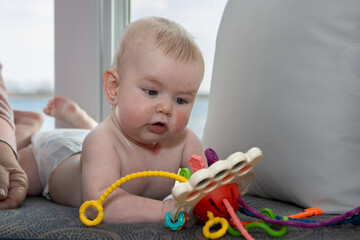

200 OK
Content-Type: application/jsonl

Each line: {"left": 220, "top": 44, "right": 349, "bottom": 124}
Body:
{"left": 14, "top": 110, "right": 44, "bottom": 150}
{"left": 43, "top": 97, "right": 97, "bottom": 130}
{"left": 48, "top": 153, "right": 82, "bottom": 207}
{"left": 18, "top": 147, "right": 42, "bottom": 196}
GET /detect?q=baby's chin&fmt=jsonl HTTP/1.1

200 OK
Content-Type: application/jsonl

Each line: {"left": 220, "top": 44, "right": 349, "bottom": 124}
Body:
{"left": 130, "top": 127, "right": 186, "bottom": 147}
{"left": 130, "top": 135, "right": 165, "bottom": 149}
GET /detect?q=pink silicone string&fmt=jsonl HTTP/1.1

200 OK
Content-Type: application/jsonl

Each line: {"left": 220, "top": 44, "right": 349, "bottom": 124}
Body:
{"left": 223, "top": 199, "right": 254, "bottom": 240}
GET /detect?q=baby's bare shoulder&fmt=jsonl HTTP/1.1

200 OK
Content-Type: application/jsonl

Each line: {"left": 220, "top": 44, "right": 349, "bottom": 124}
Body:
{"left": 180, "top": 128, "right": 206, "bottom": 167}
{"left": 182, "top": 128, "right": 202, "bottom": 145}
{"left": 81, "top": 124, "right": 123, "bottom": 168}
{"left": 83, "top": 127, "right": 108, "bottom": 146}
{"left": 82, "top": 122, "right": 118, "bottom": 157}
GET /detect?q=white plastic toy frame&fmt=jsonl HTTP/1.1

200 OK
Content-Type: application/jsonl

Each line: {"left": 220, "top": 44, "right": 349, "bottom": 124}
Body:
{"left": 170, "top": 147, "right": 262, "bottom": 220}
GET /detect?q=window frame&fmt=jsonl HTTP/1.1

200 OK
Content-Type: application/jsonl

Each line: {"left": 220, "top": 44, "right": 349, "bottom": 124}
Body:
{"left": 54, "top": 0, "right": 129, "bottom": 126}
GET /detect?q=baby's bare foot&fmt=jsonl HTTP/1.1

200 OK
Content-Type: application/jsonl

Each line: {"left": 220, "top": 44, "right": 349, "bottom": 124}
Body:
{"left": 14, "top": 110, "right": 44, "bottom": 150}
{"left": 43, "top": 97, "right": 97, "bottom": 130}
{"left": 14, "top": 110, "right": 44, "bottom": 128}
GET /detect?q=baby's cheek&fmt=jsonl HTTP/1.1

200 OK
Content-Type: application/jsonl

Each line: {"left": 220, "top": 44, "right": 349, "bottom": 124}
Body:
{"left": 173, "top": 111, "right": 190, "bottom": 134}
{"left": 120, "top": 106, "right": 145, "bottom": 130}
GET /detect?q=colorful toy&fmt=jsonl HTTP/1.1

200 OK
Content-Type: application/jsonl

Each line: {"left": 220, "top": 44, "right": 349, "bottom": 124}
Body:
{"left": 202, "top": 211, "right": 229, "bottom": 239}
{"left": 170, "top": 148, "right": 262, "bottom": 222}
{"left": 237, "top": 197, "right": 360, "bottom": 228}
{"left": 79, "top": 147, "right": 360, "bottom": 239}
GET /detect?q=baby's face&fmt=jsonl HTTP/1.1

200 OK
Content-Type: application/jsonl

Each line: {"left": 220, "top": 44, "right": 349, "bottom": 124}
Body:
{"left": 114, "top": 37, "right": 203, "bottom": 147}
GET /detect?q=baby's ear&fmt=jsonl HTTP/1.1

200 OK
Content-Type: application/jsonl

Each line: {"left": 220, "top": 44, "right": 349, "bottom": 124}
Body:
{"left": 103, "top": 68, "right": 120, "bottom": 106}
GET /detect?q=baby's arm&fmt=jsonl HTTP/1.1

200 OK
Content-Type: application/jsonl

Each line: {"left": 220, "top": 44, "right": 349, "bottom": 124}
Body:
{"left": 181, "top": 129, "right": 208, "bottom": 171}
{"left": 80, "top": 130, "right": 173, "bottom": 224}
{"left": 89, "top": 186, "right": 175, "bottom": 224}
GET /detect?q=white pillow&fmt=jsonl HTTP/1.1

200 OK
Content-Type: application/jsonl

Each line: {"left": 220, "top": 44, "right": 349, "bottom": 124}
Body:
{"left": 203, "top": 0, "right": 360, "bottom": 214}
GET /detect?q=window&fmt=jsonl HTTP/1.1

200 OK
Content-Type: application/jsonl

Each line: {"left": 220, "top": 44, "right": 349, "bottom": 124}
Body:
{"left": 0, "top": 0, "right": 54, "bottom": 130}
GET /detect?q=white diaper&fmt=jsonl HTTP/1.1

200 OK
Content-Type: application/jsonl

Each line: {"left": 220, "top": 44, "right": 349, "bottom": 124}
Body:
{"left": 30, "top": 128, "right": 90, "bottom": 199}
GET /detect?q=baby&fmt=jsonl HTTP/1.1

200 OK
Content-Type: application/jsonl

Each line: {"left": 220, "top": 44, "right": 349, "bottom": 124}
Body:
{"left": 19, "top": 17, "right": 207, "bottom": 224}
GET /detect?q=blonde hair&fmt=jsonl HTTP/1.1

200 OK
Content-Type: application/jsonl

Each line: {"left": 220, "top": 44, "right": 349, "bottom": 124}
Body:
{"left": 112, "top": 16, "right": 204, "bottom": 74}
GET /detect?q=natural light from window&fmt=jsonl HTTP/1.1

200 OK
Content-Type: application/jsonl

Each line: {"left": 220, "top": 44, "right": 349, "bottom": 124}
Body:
{"left": 0, "top": 0, "right": 227, "bottom": 137}
{"left": 0, "top": 0, "right": 54, "bottom": 131}
{"left": 0, "top": 0, "right": 54, "bottom": 96}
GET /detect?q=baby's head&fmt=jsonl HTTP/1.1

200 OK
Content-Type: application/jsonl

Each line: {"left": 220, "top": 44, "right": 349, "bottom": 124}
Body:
{"left": 105, "top": 17, "right": 204, "bottom": 146}
{"left": 112, "top": 16, "right": 204, "bottom": 78}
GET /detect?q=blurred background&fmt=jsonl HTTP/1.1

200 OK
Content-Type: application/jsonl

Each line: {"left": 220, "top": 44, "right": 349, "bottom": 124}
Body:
{"left": 0, "top": 0, "right": 227, "bottom": 138}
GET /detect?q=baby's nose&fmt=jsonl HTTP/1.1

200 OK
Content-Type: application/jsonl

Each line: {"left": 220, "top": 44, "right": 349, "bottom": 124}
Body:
{"left": 155, "top": 100, "right": 172, "bottom": 116}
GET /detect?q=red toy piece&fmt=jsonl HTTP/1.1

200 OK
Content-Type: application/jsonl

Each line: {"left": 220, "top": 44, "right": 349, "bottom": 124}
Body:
{"left": 193, "top": 183, "right": 240, "bottom": 222}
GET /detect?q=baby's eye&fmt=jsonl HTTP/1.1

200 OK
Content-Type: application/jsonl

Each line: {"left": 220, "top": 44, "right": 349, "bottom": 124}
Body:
{"left": 144, "top": 89, "right": 158, "bottom": 96}
{"left": 175, "top": 98, "right": 187, "bottom": 105}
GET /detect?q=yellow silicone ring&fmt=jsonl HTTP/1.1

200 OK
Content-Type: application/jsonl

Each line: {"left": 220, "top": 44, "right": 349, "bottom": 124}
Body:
{"left": 79, "top": 200, "right": 104, "bottom": 226}
{"left": 202, "top": 211, "right": 229, "bottom": 239}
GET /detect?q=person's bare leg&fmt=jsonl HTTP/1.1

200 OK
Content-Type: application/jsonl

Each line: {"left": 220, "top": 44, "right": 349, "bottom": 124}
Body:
{"left": 43, "top": 97, "right": 97, "bottom": 130}
{"left": 0, "top": 63, "right": 16, "bottom": 152}
{"left": 0, "top": 63, "right": 28, "bottom": 208}
{"left": 14, "top": 110, "right": 44, "bottom": 150}
{"left": 0, "top": 142, "right": 28, "bottom": 208}
{"left": 18, "top": 147, "right": 42, "bottom": 196}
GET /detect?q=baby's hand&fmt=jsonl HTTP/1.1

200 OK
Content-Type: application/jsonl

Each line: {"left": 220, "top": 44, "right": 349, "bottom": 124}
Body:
{"left": 161, "top": 198, "right": 176, "bottom": 221}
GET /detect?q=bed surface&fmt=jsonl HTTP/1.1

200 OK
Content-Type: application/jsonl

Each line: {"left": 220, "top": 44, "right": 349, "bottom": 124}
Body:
{"left": 1, "top": 194, "right": 359, "bottom": 239}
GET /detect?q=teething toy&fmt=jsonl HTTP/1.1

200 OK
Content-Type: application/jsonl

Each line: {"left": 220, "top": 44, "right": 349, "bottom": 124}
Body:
{"left": 79, "top": 147, "right": 360, "bottom": 239}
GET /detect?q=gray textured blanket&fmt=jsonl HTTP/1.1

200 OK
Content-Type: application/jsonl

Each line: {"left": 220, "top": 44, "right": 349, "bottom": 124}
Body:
{"left": 0, "top": 195, "right": 359, "bottom": 239}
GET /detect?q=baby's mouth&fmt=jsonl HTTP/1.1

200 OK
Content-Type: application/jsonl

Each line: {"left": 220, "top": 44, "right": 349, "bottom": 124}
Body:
{"left": 147, "top": 122, "right": 167, "bottom": 134}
